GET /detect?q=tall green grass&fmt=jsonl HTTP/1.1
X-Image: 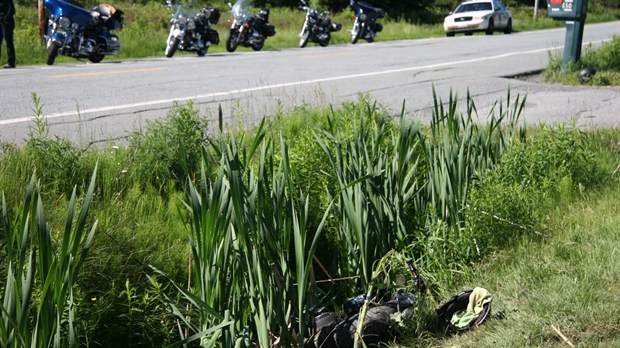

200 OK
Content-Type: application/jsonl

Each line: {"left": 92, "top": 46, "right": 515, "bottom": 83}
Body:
{"left": 0, "top": 90, "right": 617, "bottom": 346}
{"left": 1, "top": 165, "right": 98, "bottom": 347}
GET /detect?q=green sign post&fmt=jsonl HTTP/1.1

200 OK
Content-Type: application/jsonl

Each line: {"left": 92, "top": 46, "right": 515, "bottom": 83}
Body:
{"left": 546, "top": 0, "right": 588, "bottom": 70}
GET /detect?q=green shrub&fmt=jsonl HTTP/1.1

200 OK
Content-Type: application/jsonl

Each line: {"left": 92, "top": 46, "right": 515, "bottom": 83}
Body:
{"left": 127, "top": 100, "right": 209, "bottom": 192}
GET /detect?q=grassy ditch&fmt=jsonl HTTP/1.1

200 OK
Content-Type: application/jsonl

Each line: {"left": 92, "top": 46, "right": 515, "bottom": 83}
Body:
{"left": 1, "top": 88, "right": 619, "bottom": 347}
{"left": 543, "top": 34, "right": 620, "bottom": 86}
{"left": 11, "top": 1, "right": 620, "bottom": 67}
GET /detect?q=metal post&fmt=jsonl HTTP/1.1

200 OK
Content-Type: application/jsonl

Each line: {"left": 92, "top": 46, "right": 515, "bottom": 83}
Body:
{"left": 561, "top": 19, "right": 585, "bottom": 70}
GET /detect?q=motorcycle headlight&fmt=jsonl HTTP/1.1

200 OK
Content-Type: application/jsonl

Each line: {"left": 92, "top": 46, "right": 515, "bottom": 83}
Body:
{"left": 359, "top": 13, "right": 367, "bottom": 21}
{"left": 58, "top": 16, "right": 71, "bottom": 28}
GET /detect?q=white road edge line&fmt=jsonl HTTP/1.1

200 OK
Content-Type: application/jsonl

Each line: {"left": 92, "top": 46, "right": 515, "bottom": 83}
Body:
{"left": 0, "top": 41, "right": 607, "bottom": 126}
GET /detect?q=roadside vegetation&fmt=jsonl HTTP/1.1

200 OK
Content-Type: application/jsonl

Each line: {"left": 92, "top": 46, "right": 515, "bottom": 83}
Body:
{"left": 2, "top": 84, "right": 620, "bottom": 347}
{"left": 10, "top": 0, "right": 620, "bottom": 66}
{"left": 543, "top": 34, "right": 620, "bottom": 86}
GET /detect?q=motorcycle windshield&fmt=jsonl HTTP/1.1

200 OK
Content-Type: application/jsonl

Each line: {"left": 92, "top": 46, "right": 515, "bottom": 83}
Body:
{"left": 231, "top": 0, "right": 251, "bottom": 18}
{"left": 45, "top": 0, "right": 94, "bottom": 25}
{"left": 173, "top": 3, "right": 197, "bottom": 18}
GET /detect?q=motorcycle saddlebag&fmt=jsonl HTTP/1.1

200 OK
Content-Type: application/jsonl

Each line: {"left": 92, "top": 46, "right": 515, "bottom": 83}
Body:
{"left": 206, "top": 28, "right": 220, "bottom": 44}
{"left": 264, "top": 24, "right": 276, "bottom": 37}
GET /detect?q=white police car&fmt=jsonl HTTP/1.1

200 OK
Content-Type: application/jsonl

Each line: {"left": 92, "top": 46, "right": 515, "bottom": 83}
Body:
{"left": 443, "top": 0, "right": 513, "bottom": 36}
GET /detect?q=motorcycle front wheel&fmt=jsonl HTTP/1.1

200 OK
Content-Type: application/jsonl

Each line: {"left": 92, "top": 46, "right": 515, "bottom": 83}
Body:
{"left": 46, "top": 44, "right": 59, "bottom": 66}
{"left": 351, "top": 23, "right": 362, "bottom": 44}
{"left": 165, "top": 36, "right": 180, "bottom": 58}
{"left": 226, "top": 29, "right": 239, "bottom": 52}
{"left": 88, "top": 53, "right": 105, "bottom": 63}
{"left": 299, "top": 29, "right": 310, "bottom": 48}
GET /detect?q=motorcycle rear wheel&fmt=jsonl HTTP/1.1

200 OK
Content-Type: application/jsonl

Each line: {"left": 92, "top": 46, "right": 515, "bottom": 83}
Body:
{"left": 226, "top": 29, "right": 239, "bottom": 52}
{"left": 46, "top": 44, "right": 59, "bottom": 66}
{"left": 165, "top": 37, "right": 179, "bottom": 58}
{"left": 299, "top": 29, "right": 310, "bottom": 48}
{"left": 351, "top": 23, "right": 362, "bottom": 44}
{"left": 319, "top": 38, "right": 329, "bottom": 47}
{"left": 251, "top": 39, "right": 264, "bottom": 51}
{"left": 88, "top": 53, "right": 105, "bottom": 63}
{"left": 197, "top": 47, "right": 208, "bottom": 56}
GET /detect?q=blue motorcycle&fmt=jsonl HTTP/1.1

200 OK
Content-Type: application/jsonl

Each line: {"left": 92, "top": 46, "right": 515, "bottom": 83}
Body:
{"left": 349, "top": 0, "right": 384, "bottom": 44}
{"left": 44, "top": 0, "right": 124, "bottom": 65}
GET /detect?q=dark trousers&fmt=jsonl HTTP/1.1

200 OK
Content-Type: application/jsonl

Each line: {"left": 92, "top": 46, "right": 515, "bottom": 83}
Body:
{"left": 0, "top": 20, "right": 16, "bottom": 66}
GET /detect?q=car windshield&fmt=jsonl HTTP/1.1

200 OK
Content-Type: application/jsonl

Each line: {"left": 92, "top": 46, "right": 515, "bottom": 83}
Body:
{"left": 455, "top": 2, "right": 493, "bottom": 13}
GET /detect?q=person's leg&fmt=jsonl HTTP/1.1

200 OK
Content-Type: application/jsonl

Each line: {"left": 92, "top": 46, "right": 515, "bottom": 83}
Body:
{"left": 5, "top": 21, "right": 15, "bottom": 66}
{"left": 0, "top": 23, "right": 5, "bottom": 62}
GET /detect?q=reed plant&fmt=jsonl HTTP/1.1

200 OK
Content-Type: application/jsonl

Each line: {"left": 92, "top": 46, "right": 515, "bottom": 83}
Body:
{"left": 0, "top": 164, "right": 98, "bottom": 347}
{"left": 152, "top": 108, "right": 329, "bottom": 347}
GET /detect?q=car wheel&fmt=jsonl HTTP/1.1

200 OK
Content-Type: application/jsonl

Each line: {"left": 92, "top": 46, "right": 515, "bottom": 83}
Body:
{"left": 446, "top": 32, "right": 455, "bottom": 37}
{"left": 504, "top": 19, "right": 512, "bottom": 34}
{"left": 486, "top": 19, "right": 494, "bottom": 35}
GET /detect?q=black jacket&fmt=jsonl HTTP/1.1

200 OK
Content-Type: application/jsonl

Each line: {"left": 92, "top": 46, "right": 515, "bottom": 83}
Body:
{"left": 0, "top": 0, "right": 15, "bottom": 23}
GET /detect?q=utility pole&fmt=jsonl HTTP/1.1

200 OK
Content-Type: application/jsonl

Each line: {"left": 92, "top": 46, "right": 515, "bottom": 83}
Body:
{"left": 534, "top": 0, "right": 540, "bottom": 19}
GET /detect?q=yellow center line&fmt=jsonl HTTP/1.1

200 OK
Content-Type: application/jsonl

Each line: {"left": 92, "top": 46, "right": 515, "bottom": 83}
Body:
{"left": 53, "top": 67, "right": 165, "bottom": 78}
{"left": 300, "top": 51, "right": 355, "bottom": 59}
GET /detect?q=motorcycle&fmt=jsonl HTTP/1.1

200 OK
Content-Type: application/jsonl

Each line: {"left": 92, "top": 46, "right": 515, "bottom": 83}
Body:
{"left": 225, "top": 0, "right": 275, "bottom": 52}
{"left": 44, "top": 0, "right": 124, "bottom": 65}
{"left": 298, "top": 0, "right": 341, "bottom": 48}
{"left": 164, "top": 0, "right": 221, "bottom": 58}
{"left": 349, "top": 0, "right": 384, "bottom": 44}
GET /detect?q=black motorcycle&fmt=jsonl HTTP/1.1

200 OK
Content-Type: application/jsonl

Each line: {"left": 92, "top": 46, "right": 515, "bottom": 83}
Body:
{"left": 164, "top": 0, "right": 221, "bottom": 57}
{"left": 349, "top": 0, "right": 384, "bottom": 44}
{"left": 226, "top": 0, "right": 275, "bottom": 52}
{"left": 44, "top": 0, "right": 124, "bottom": 65}
{"left": 298, "top": 0, "right": 341, "bottom": 48}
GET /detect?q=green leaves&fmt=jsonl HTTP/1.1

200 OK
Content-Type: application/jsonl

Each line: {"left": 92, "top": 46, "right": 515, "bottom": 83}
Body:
{"left": 1, "top": 164, "right": 98, "bottom": 348}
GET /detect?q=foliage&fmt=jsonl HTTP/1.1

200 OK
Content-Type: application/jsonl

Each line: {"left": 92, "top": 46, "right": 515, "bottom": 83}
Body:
{"left": 543, "top": 35, "right": 620, "bottom": 86}
{"left": 127, "top": 100, "right": 210, "bottom": 193}
{"left": 0, "top": 165, "right": 98, "bottom": 347}
{"left": 1, "top": 89, "right": 619, "bottom": 346}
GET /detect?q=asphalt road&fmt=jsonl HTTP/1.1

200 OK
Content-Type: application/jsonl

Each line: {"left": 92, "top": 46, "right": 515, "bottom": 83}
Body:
{"left": 1, "top": 21, "right": 619, "bottom": 145}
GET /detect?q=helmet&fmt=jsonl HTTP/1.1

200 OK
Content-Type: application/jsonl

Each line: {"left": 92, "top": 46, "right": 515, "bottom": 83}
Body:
{"left": 259, "top": 8, "right": 269, "bottom": 17}
{"left": 578, "top": 67, "right": 596, "bottom": 83}
{"left": 436, "top": 288, "right": 492, "bottom": 333}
